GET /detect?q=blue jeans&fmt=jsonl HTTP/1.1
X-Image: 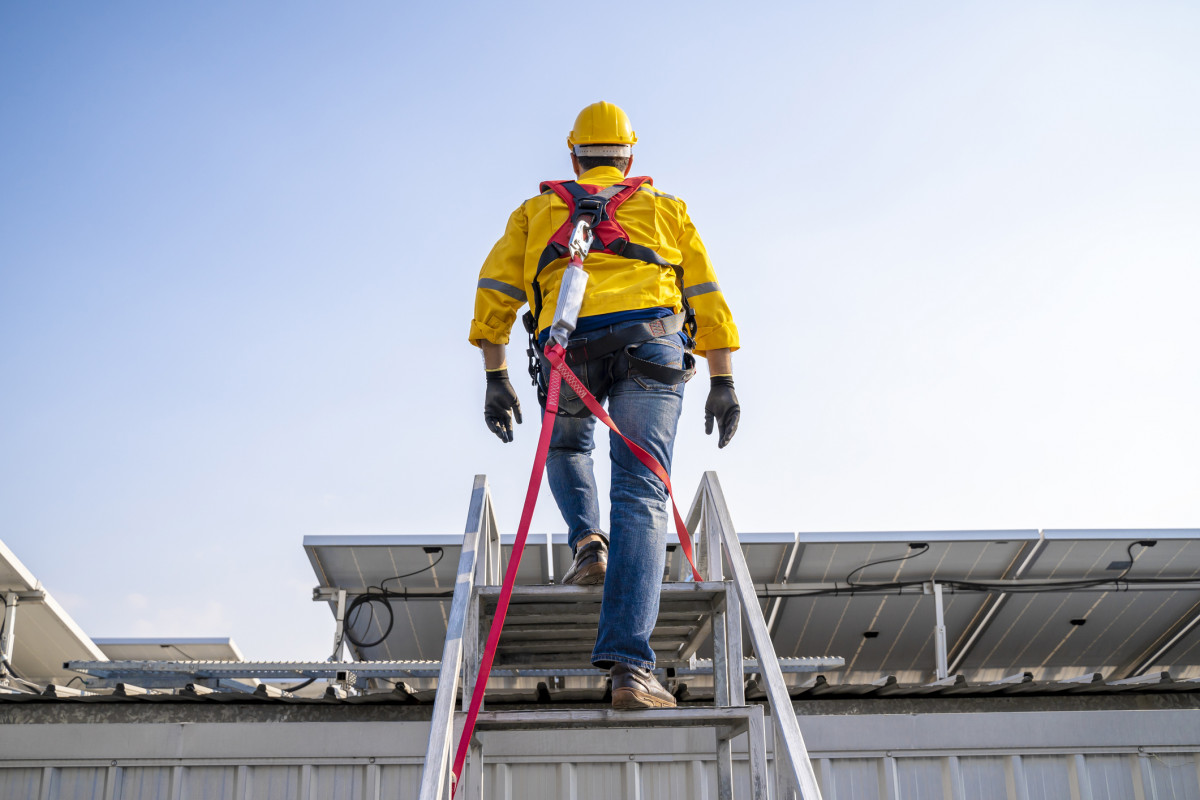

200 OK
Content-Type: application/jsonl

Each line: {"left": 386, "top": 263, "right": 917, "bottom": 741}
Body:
{"left": 542, "top": 320, "right": 686, "bottom": 670}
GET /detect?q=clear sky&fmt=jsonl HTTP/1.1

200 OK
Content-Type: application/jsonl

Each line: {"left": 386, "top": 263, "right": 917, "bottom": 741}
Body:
{"left": 2, "top": 1, "right": 1197, "bottom": 660}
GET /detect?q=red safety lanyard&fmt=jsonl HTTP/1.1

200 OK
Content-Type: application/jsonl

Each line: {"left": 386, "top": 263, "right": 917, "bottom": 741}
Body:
{"left": 449, "top": 343, "right": 703, "bottom": 796}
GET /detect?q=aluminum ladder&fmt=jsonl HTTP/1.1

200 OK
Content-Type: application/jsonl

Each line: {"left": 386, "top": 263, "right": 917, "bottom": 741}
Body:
{"left": 418, "top": 472, "right": 824, "bottom": 800}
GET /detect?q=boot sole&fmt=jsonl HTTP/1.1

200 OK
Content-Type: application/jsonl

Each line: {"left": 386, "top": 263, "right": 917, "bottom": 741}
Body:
{"left": 612, "top": 687, "right": 677, "bottom": 710}
{"left": 562, "top": 563, "right": 606, "bottom": 586}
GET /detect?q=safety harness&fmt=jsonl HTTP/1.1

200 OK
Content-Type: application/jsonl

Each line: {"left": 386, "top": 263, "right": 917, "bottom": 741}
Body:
{"left": 522, "top": 177, "right": 698, "bottom": 414}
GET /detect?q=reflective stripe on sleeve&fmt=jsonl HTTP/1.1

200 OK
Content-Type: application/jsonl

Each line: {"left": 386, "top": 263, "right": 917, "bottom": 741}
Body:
{"left": 683, "top": 281, "right": 721, "bottom": 299}
{"left": 637, "top": 186, "right": 679, "bottom": 202}
{"left": 478, "top": 278, "right": 527, "bottom": 302}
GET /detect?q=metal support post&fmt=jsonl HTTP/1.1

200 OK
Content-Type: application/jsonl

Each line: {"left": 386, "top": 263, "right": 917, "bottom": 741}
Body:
{"left": 1, "top": 592, "right": 17, "bottom": 677}
{"left": 932, "top": 582, "right": 949, "bottom": 681}
{"left": 725, "top": 584, "right": 745, "bottom": 707}
{"left": 330, "top": 589, "right": 348, "bottom": 662}
{"left": 465, "top": 737, "right": 484, "bottom": 800}
{"left": 463, "top": 585, "right": 481, "bottom": 715}
{"left": 746, "top": 705, "right": 769, "bottom": 800}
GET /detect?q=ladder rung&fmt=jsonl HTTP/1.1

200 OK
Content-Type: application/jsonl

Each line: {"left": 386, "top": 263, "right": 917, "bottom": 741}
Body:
{"left": 468, "top": 705, "right": 759, "bottom": 734}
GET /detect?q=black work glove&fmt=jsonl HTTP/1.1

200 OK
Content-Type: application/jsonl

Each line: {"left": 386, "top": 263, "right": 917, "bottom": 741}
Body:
{"left": 484, "top": 368, "right": 522, "bottom": 443}
{"left": 704, "top": 375, "right": 740, "bottom": 448}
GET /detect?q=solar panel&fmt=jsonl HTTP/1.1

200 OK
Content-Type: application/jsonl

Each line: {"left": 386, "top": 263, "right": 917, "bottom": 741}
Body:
{"left": 949, "top": 530, "right": 1200, "bottom": 681}
{"left": 305, "top": 527, "right": 1200, "bottom": 684}
{"left": 93, "top": 637, "right": 245, "bottom": 662}
{"left": 0, "top": 539, "right": 107, "bottom": 684}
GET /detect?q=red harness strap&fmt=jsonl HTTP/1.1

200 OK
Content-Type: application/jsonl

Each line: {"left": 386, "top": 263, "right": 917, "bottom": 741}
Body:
{"left": 449, "top": 344, "right": 702, "bottom": 796}
{"left": 540, "top": 177, "right": 652, "bottom": 252}
{"left": 449, "top": 367, "right": 563, "bottom": 796}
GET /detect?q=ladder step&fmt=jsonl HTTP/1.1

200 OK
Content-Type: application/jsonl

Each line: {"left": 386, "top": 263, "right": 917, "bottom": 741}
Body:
{"left": 501, "top": 610, "right": 708, "bottom": 625}
{"left": 479, "top": 583, "right": 728, "bottom": 670}
{"left": 479, "top": 582, "right": 727, "bottom": 606}
{"left": 467, "top": 705, "right": 760, "bottom": 735}
{"left": 500, "top": 624, "right": 696, "bottom": 641}
{"left": 499, "top": 637, "right": 691, "bottom": 655}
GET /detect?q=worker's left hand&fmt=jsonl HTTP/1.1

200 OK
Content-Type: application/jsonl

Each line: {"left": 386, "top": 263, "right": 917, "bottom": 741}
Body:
{"left": 484, "top": 368, "right": 522, "bottom": 443}
{"left": 704, "top": 376, "right": 740, "bottom": 448}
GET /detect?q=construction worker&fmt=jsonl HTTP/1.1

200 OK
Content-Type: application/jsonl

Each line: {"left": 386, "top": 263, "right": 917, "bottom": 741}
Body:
{"left": 469, "top": 101, "right": 740, "bottom": 710}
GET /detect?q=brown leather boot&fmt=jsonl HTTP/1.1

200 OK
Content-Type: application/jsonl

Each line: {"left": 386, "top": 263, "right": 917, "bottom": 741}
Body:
{"left": 610, "top": 662, "right": 677, "bottom": 709}
{"left": 561, "top": 533, "right": 607, "bottom": 586}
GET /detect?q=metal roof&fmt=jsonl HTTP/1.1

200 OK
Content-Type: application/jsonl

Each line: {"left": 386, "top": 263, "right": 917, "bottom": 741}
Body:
{"left": 7, "top": 669, "right": 1200, "bottom": 705}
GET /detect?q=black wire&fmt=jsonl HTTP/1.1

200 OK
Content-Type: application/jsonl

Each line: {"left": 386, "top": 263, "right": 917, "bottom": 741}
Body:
{"left": 288, "top": 552, "right": 452, "bottom": 690}
{"left": 779, "top": 540, "right": 1186, "bottom": 599}
{"left": 0, "top": 655, "right": 40, "bottom": 694}
{"left": 343, "top": 548, "right": 447, "bottom": 650}
{"left": 282, "top": 677, "right": 316, "bottom": 693}
{"left": 345, "top": 593, "right": 395, "bottom": 649}
{"left": 0, "top": 653, "right": 25, "bottom": 682}
{"left": 845, "top": 543, "right": 931, "bottom": 587}
{"left": 378, "top": 548, "right": 446, "bottom": 592}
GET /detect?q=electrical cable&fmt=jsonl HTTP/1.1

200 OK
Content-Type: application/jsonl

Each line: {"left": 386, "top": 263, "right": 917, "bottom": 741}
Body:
{"left": 377, "top": 548, "right": 447, "bottom": 592}
{"left": 766, "top": 540, "right": 1194, "bottom": 599}
{"left": 266, "top": 551, "right": 451, "bottom": 695}
{"left": 0, "top": 655, "right": 40, "bottom": 694}
{"left": 282, "top": 677, "right": 316, "bottom": 693}
{"left": 343, "top": 549, "right": 446, "bottom": 650}
{"left": 845, "top": 543, "right": 931, "bottom": 587}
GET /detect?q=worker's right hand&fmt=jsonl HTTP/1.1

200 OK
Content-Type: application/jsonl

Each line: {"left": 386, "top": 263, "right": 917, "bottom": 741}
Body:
{"left": 484, "top": 368, "right": 522, "bottom": 443}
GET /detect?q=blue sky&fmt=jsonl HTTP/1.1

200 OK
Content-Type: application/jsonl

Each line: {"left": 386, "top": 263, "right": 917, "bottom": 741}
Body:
{"left": 2, "top": 1, "right": 1197, "bottom": 660}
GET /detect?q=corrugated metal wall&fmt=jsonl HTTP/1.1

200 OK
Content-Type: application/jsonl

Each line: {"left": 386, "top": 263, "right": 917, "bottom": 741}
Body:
{"left": 2, "top": 754, "right": 1198, "bottom": 800}
{"left": 2, "top": 710, "right": 1198, "bottom": 799}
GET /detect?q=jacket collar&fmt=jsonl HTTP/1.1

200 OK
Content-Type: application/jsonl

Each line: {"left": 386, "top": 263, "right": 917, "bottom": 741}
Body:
{"left": 576, "top": 166, "right": 626, "bottom": 185}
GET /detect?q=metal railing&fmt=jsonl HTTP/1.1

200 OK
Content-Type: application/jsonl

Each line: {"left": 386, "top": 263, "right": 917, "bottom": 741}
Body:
{"left": 418, "top": 472, "right": 825, "bottom": 800}
{"left": 418, "top": 475, "right": 501, "bottom": 800}
{"left": 689, "top": 471, "right": 824, "bottom": 800}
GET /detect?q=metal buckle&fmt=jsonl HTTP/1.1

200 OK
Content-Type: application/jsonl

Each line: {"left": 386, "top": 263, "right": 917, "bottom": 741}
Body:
{"left": 567, "top": 219, "right": 594, "bottom": 262}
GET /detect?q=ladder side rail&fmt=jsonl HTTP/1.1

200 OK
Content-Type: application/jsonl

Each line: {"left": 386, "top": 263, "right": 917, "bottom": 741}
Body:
{"left": 418, "top": 475, "right": 492, "bottom": 800}
{"left": 707, "top": 497, "right": 730, "bottom": 708}
{"left": 460, "top": 489, "right": 501, "bottom": 798}
{"left": 462, "top": 491, "right": 499, "bottom": 715}
{"left": 702, "top": 471, "right": 824, "bottom": 800}
{"left": 486, "top": 492, "right": 502, "bottom": 586}
{"left": 682, "top": 479, "right": 709, "bottom": 582}
{"left": 704, "top": 498, "right": 738, "bottom": 798}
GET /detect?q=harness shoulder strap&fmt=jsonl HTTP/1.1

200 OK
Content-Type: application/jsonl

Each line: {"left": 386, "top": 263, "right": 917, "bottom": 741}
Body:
{"left": 531, "top": 175, "right": 676, "bottom": 325}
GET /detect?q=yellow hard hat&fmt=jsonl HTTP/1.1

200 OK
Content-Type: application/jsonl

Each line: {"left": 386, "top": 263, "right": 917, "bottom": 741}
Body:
{"left": 567, "top": 101, "right": 638, "bottom": 154}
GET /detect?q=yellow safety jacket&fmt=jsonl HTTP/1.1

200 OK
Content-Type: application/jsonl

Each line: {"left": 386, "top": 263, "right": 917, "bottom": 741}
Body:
{"left": 469, "top": 166, "right": 739, "bottom": 357}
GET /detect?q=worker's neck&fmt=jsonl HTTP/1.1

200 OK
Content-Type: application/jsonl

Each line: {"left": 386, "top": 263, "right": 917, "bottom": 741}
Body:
{"left": 576, "top": 165, "right": 626, "bottom": 184}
